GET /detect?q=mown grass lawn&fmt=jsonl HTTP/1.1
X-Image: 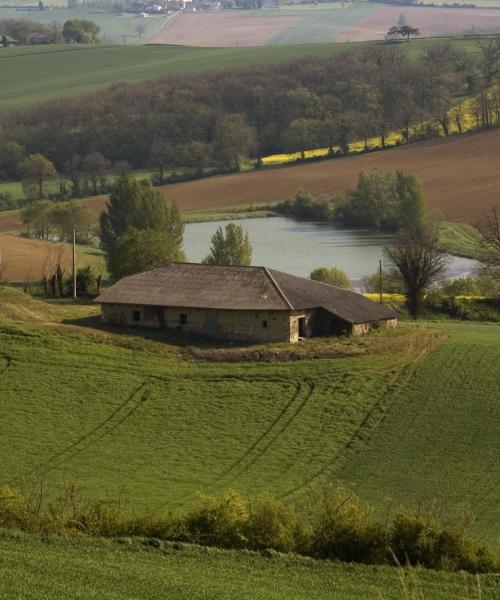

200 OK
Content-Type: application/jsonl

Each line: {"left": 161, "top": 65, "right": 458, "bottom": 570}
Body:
{"left": 1, "top": 532, "right": 499, "bottom": 600}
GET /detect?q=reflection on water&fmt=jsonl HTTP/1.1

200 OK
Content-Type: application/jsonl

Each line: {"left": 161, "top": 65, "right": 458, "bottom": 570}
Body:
{"left": 184, "top": 216, "right": 478, "bottom": 287}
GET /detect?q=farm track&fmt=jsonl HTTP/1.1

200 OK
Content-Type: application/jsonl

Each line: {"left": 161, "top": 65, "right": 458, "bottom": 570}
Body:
{"left": 4, "top": 382, "right": 151, "bottom": 486}
{"left": 213, "top": 380, "right": 316, "bottom": 489}
{"left": 159, "top": 378, "right": 316, "bottom": 511}
{"left": 280, "top": 330, "right": 444, "bottom": 498}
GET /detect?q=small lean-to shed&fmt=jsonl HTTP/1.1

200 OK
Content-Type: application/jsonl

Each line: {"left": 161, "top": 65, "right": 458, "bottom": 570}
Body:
{"left": 95, "top": 263, "right": 397, "bottom": 343}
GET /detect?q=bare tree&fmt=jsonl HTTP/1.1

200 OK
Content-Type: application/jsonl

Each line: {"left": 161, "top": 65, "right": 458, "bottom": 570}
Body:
{"left": 384, "top": 234, "right": 448, "bottom": 318}
{"left": 477, "top": 38, "right": 500, "bottom": 85}
{"left": 476, "top": 205, "right": 500, "bottom": 275}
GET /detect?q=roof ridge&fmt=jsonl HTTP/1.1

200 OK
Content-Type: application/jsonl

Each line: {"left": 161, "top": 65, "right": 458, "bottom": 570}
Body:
{"left": 263, "top": 267, "right": 294, "bottom": 310}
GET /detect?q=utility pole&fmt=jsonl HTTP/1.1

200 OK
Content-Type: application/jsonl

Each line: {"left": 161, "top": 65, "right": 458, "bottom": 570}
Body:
{"left": 379, "top": 259, "right": 383, "bottom": 305}
{"left": 72, "top": 228, "right": 77, "bottom": 301}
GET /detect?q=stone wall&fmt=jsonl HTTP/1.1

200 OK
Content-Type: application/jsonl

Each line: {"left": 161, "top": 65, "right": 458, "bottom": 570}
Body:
{"left": 101, "top": 303, "right": 293, "bottom": 343}
{"left": 100, "top": 304, "right": 397, "bottom": 342}
{"left": 352, "top": 317, "right": 398, "bottom": 336}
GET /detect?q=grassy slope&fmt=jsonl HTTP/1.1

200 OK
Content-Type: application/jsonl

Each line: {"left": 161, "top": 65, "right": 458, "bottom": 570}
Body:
{"left": 0, "top": 36, "right": 486, "bottom": 110}
{"left": 1, "top": 533, "right": 499, "bottom": 600}
{"left": 341, "top": 321, "right": 500, "bottom": 550}
{"left": 0, "top": 289, "right": 499, "bottom": 551}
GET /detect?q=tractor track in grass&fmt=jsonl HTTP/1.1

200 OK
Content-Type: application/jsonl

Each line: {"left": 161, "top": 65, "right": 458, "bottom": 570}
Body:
{"left": 3, "top": 381, "right": 151, "bottom": 486}
{"left": 280, "top": 330, "right": 443, "bottom": 498}
{"left": 158, "top": 378, "right": 315, "bottom": 511}
{"left": 213, "top": 379, "right": 316, "bottom": 489}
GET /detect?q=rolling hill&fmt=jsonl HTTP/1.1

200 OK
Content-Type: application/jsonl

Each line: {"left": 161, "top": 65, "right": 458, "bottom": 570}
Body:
{"left": 0, "top": 288, "right": 499, "bottom": 550}
{"left": 0, "top": 36, "right": 488, "bottom": 110}
{"left": 0, "top": 128, "right": 495, "bottom": 238}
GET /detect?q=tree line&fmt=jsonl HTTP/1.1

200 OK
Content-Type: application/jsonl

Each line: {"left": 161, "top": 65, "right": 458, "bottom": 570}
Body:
{"left": 3, "top": 40, "right": 500, "bottom": 178}
{"left": 0, "top": 18, "right": 100, "bottom": 46}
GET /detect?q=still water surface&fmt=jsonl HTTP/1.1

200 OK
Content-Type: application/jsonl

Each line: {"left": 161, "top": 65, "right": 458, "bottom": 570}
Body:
{"left": 184, "top": 217, "right": 478, "bottom": 287}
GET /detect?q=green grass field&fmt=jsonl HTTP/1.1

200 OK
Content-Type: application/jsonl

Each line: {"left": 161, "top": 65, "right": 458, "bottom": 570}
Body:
{"left": 254, "top": 3, "right": 377, "bottom": 45}
{"left": 0, "top": 36, "right": 488, "bottom": 110}
{"left": 1, "top": 532, "right": 499, "bottom": 600}
{"left": 0, "top": 287, "right": 499, "bottom": 552}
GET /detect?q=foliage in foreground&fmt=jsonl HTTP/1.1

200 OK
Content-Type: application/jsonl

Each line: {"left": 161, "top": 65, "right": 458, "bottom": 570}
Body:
{"left": 0, "top": 482, "right": 496, "bottom": 574}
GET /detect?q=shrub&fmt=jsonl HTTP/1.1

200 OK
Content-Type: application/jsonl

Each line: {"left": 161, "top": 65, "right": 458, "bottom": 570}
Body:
{"left": 304, "top": 482, "right": 387, "bottom": 564}
{"left": 389, "top": 513, "right": 496, "bottom": 573}
{"left": 310, "top": 267, "right": 352, "bottom": 290}
{"left": 275, "top": 189, "right": 334, "bottom": 221}
{"left": 245, "top": 495, "right": 299, "bottom": 552}
{"left": 186, "top": 490, "right": 250, "bottom": 548}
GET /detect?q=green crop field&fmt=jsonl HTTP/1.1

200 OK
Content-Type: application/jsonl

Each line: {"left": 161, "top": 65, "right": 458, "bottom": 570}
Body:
{"left": 1, "top": 287, "right": 499, "bottom": 552}
{"left": 1, "top": 532, "right": 499, "bottom": 600}
{"left": 0, "top": 36, "right": 488, "bottom": 110}
{"left": 253, "top": 3, "right": 378, "bottom": 45}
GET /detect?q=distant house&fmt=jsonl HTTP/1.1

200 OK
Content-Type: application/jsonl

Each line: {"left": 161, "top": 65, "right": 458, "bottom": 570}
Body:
{"left": 96, "top": 263, "right": 397, "bottom": 343}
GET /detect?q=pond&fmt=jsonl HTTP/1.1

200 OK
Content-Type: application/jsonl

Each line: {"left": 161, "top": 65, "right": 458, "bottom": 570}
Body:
{"left": 184, "top": 216, "right": 478, "bottom": 288}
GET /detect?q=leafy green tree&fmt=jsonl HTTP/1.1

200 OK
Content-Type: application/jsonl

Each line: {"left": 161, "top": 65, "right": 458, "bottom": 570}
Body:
{"left": 62, "top": 19, "right": 99, "bottom": 43}
{"left": 340, "top": 169, "right": 399, "bottom": 230}
{"left": 310, "top": 267, "right": 352, "bottom": 289}
{"left": 19, "top": 153, "right": 57, "bottom": 200}
{"left": 50, "top": 200, "right": 94, "bottom": 243}
{"left": 100, "top": 176, "right": 184, "bottom": 274}
{"left": 0, "top": 141, "right": 26, "bottom": 180}
{"left": 108, "top": 228, "right": 185, "bottom": 280}
{"left": 395, "top": 170, "right": 429, "bottom": 238}
{"left": 276, "top": 189, "right": 333, "bottom": 221}
{"left": 20, "top": 200, "right": 53, "bottom": 239}
{"left": 203, "top": 223, "right": 252, "bottom": 266}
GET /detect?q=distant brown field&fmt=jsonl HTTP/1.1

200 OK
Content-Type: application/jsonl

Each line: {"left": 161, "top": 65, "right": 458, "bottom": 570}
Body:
{"left": 0, "top": 234, "right": 78, "bottom": 283}
{"left": 337, "top": 5, "right": 500, "bottom": 41}
{"left": 159, "top": 129, "right": 500, "bottom": 224}
{"left": 147, "top": 12, "right": 301, "bottom": 46}
{"left": 0, "top": 129, "right": 498, "bottom": 239}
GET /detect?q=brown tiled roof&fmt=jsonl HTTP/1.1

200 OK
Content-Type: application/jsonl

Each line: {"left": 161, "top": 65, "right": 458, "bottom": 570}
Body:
{"left": 96, "top": 263, "right": 396, "bottom": 324}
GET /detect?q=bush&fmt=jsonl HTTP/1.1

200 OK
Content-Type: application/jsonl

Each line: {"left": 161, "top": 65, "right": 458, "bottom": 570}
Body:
{"left": 305, "top": 483, "right": 387, "bottom": 564}
{"left": 275, "top": 189, "right": 334, "bottom": 221}
{"left": 389, "top": 513, "right": 496, "bottom": 573}
{"left": 186, "top": 490, "right": 250, "bottom": 549}
{"left": 310, "top": 267, "right": 352, "bottom": 289}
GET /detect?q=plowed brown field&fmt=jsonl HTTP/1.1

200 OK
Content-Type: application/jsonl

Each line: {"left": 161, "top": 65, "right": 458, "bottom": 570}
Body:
{"left": 147, "top": 12, "right": 301, "bottom": 46}
{"left": 0, "top": 234, "right": 77, "bottom": 283}
{"left": 336, "top": 5, "right": 500, "bottom": 41}
{"left": 0, "top": 129, "right": 498, "bottom": 240}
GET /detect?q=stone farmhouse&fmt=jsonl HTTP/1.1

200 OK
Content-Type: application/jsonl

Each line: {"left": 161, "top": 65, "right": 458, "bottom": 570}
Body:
{"left": 96, "top": 263, "right": 397, "bottom": 343}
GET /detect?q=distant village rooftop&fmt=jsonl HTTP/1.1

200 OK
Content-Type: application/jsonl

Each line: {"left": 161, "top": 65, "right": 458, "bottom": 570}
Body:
{"left": 96, "top": 263, "right": 397, "bottom": 342}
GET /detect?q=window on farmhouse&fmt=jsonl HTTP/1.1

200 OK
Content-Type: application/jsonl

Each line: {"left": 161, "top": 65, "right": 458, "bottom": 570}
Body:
{"left": 180, "top": 313, "right": 188, "bottom": 325}
{"left": 132, "top": 310, "right": 141, "bottom": 322}
{"left": 262, "top": 320, "right": 268, "bottom": 329}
